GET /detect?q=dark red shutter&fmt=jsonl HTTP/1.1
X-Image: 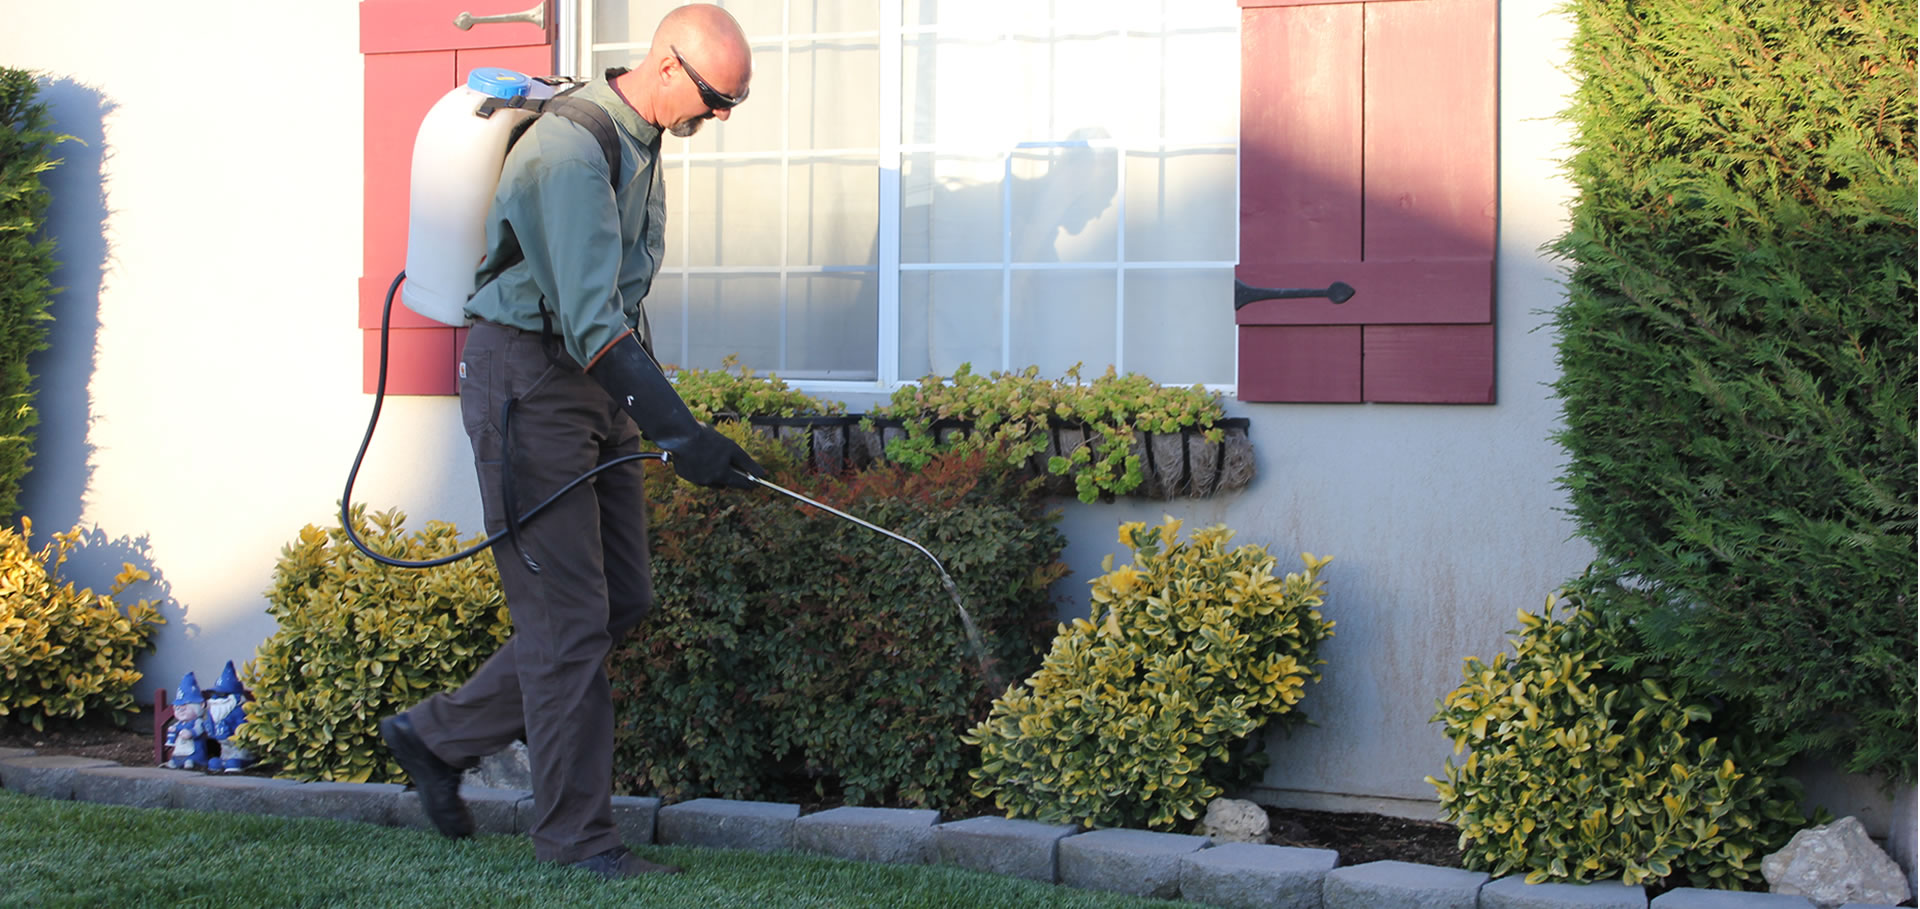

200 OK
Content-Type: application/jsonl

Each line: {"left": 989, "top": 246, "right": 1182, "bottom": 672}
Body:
{"left": 1236, "top": 0, "right": 1497, "bottom": 403}
{"left": 358, "top": 0, "right": 553, "bottom": 395}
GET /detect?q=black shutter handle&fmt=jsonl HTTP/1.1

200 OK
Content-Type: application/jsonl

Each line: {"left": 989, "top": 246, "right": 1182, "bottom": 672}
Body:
{"left": 1233, "top": 279, "right": 1356, "bottom": 310}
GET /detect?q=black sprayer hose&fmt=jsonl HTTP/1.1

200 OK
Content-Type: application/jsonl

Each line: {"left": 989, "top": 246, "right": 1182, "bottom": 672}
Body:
{"left": 339, "top": 270, "right": 664, "bottom": 569}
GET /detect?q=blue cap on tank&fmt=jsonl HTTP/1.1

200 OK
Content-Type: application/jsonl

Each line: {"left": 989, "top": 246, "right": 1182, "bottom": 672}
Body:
{"left": 467, "top": 67, "right": 531, "bottom": 99}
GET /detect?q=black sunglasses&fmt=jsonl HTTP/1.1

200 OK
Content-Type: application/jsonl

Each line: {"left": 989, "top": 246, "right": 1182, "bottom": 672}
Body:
{"left": 670, "top": 45, "right": 747, "bottom": 111}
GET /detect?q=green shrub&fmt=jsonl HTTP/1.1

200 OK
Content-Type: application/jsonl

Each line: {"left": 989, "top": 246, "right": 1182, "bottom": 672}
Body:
{"left": 670, "top": 354, "right": 845, "bottom": 422}
{"left": 611, "top": 429, "right": 1066, "bottom": 810}
{"left": 873, "top": 363, "right": 1230, "bottom": 503}
{"left": 965, "top": 519, "right": 1333, "bottom": 830}
{"left": 1551, "top": 0, "right": 1917, "bottom": 779}
{"left": 0, "top": 70, "right": 74, "bottom": 519}
{"left": 1428, "top": 579, "right": 1807, "bottom": 888}
{"left": 0, "top": 518, "right": 162, "bottom": 729}
{"left": 236, "top": 508, "right": 509, "bottom": 783}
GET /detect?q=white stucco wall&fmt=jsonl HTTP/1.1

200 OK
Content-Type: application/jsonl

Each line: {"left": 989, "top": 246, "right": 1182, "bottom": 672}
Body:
{"left": 5, "top": 3, "right": 482, "bottom": 694}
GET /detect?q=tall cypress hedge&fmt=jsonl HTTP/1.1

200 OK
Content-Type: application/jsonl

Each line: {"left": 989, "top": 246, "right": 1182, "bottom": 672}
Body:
{"left": 0, "top": 70, "right": 68, "bottom": 519}
{"left": 1551, "top": 1, "right": 1916, "bottom": 780}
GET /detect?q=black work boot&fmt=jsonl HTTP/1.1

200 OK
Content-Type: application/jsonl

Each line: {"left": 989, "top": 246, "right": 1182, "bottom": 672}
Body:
{"left": 571, "top": 846, "right": 684, "bottom": 878}
{"left": 379, "top": 714, "right": 474, "bottom": 839}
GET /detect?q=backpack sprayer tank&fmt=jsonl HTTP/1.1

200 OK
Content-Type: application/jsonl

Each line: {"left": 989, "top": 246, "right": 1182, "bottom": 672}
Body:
{"left": 401, "top": 67, "right": 557, "bottom": 326}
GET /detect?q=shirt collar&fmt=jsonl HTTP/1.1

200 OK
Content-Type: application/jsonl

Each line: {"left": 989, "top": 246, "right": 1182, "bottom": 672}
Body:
{"left": 583, "top": 68, "right": 660, "bottom": 146}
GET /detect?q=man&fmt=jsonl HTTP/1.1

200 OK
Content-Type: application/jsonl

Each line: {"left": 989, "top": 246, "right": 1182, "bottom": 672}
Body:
{"left": 378, "top": 4, "right": 763, "bottom": 880}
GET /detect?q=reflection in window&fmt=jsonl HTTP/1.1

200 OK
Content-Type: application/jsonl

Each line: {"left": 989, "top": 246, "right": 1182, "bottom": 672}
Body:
{"left": 583, "top": 0, "right": 1236, "bottom": 387}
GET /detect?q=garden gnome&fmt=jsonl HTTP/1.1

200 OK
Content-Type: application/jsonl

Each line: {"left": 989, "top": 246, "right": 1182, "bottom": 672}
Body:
{"left": 205, "top": 661, "right": 252, "bottom": 773}
{"left": 165, "top": 671, "right": 210, "bottom": 770}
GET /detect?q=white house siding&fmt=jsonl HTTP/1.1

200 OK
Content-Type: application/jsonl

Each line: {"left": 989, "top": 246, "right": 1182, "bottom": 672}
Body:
{"left": 4, "top": 1, "right": 486, "bottom": 701}
{"left": 7, "top": 3, "right": 1896, "bottom": 836}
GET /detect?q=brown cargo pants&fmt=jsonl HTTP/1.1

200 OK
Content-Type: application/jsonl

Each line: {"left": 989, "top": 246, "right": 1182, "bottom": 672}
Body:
{"left": 406, "top": 319, "right": 654, "bottom": 864}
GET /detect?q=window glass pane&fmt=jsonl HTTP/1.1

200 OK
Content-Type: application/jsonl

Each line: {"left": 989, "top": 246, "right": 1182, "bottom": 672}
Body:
{"left": 1125, "top": 146, "right": 1235, "bottom": 262}
{"left": 712, "top": 0, "right": 785, "bottom": 39}
{"left": 644, "top": 272, "right": 687, "bottom": 366}
{"left": 901, "top": 33, "right": 1010, "bottom": 147}
{"left": 1123, "top": 269, "right": 1234, "bottom": 385}
{"left": 790, "top": 40, "right": 880, "bottom": 149}
{"left": 790, "top": 157, "right": 877, "bottom": 266}
{"left": 901, "top": 153, "right": 1003, "bottom": 263}
{"left": 1009, "top": 142, "right": 1118, "bottom": 263}
{"left": 593, "top": 1, "right": 678, "bottom": 46}
{"left": 1010, "top": 270, "right": 1115, "bottom": 378}
{"left": 899, "top": 270, "right": 1001, "bottom": 379}
{"left": 796, "top": 0, "right": 878, "bottom": 35}
{"left": 683, "top": 274, "right": 782, "bottom": 369}
{"left": 684, "top": 160, "right": 782, "bottom": 267}
{"left": 1008, "top": 30, "right": 1127, "bottom": 144}
{"left": 1151, "top": 21, "right": 1239, "bottom": 139}
{"left": 787, "top": 274, "right": 878, "bottom": 378}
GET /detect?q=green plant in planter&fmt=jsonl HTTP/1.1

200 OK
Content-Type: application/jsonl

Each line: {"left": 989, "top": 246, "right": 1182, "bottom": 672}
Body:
{"left": 874, "top": 363, "right": 1230, "bottom": 503}
{"left": 669, "top": 354, "right": 845, "bottom": 421}
{"left": 1427, "top": 578, "right": 1807, "bottom": 889}
{"left": 966, "top": 518, "right": 1333, "bottom": 829}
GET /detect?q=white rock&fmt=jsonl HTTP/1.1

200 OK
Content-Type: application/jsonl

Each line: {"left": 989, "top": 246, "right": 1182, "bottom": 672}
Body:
{"left": 1762, "top": 816, "right": 1911, "bottom": 907}
{"left": 1200, "top": 797, "right": 1270, "bottom": 844}
{"left": 463, "top": 740, "right": 531, "bottom": 790}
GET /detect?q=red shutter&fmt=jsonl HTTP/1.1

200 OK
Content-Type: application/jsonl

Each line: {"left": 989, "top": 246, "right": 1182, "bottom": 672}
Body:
{"left": 359, "top": 0, "right": 553, "bottom": 394}
{"left": 1236, "top": 0, "right": 1497, "bottom": 403}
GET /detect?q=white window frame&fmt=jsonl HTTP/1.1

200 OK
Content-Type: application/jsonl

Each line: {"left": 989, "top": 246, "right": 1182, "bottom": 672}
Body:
{"left": 568, "top": 0, "right": 1239, "bottom": 395}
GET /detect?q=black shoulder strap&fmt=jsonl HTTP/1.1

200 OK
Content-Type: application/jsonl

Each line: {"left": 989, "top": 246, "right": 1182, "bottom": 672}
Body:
{"left": 543, "top": 95, "right": 622, "bottom": 187}
{"left": 490, "top": 82, "right": 622, "bottom": 187}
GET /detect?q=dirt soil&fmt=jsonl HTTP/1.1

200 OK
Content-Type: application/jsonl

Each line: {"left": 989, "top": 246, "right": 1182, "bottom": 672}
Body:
{"left": 2, "top": 711, "right": 1464, "bottom": 869}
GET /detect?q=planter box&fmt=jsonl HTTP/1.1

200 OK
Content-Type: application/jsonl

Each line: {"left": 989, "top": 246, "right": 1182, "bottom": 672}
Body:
{"left": 742, "top": 414, "right": 1255, "bottom": 501}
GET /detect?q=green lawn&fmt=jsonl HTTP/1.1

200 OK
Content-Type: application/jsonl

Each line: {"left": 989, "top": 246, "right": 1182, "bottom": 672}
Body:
{"left": 0, "top": 790, "right": 1183, "bottom": 907}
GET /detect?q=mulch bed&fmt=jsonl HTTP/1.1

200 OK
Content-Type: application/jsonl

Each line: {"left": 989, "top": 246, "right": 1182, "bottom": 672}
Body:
{"left": 1, "top": 711, "right": 1463, "bottom": 868}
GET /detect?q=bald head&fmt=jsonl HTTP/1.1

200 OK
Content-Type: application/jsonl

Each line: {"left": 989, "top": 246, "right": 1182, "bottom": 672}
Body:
{"left": 617, "top": 4, "right": 752, "bottom": 136}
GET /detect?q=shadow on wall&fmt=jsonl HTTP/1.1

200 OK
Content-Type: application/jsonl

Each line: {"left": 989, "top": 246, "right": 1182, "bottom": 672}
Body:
{"left": 19, "top": 76, "right": 111, "bottom": 535}
{"left": 14, "top": 79, "right": 185, "bottom": 638}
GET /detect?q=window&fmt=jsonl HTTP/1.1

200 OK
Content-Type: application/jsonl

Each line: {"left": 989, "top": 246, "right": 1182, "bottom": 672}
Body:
{"left": 577, "top": 0, "right": 1239, "bottom": 389}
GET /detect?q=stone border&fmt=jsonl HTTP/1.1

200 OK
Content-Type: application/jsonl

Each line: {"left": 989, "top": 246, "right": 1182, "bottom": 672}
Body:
{"left": 0, "top": 749, "right": 1692, "bottom": 908}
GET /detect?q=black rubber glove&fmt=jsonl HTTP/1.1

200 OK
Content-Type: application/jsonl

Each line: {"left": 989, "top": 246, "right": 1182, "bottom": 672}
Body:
{"left": 587, "top": 333, "right": 765, "bottom": 490}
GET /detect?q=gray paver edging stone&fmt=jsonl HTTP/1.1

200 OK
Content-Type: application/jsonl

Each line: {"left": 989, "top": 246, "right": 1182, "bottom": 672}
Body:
{"left": 71, "top": 766, "right": 195, "bottom": 810}
{"left": 0, "top": 747, "right": 34, "bottom": 760}
{"left": 396, "top": 785, "right": 531, "bottom": 835}
{"left": 935, "top": 816, "right": 1080, "bottom": 883}
{"left": 0, "top": 754, "right": 121, "bottom": 800}
{"left": 1480, "top": 875, "right": 1647, "bottom": 909}
{"left": 1058, "top": 827, "right": 1212, "bottom": 900}
{"left": 1179, "top": 842, "right": 1339, "bottom": 909}
{"left": 1650, "top": 888, "right": 1814, "bottom": 908}
{"left": 657, "top": 798, "right": 801, "bottom": 853}
{"left": 611, "top": 795, "right": 661, "bottom": 846}
{"left": 1323, "top": 860, "right": 1489, "bottom": 909}
{"left": 795, "top": 806, "right": 941, "bottom": 865}
{"left": 271, "top": 781, "right": 405, "bottom": 826}
{"left": 173, "top": 774, "right": 305, "bottom": 815}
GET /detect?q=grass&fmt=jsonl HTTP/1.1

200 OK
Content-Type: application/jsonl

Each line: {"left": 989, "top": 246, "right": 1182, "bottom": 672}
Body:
{"left": 0, "top": 790, "right": 1183, "bottom": 908}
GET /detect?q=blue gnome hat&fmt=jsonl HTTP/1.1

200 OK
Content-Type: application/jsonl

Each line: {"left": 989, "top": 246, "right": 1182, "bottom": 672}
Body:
{"left": 211, "top": 661, "right": 244, "bottom": 696}
{"left": 174, "top": 671, "right": 204, "bottom": 705}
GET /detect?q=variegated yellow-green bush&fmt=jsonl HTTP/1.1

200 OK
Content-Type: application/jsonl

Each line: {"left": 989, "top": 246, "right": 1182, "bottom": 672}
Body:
{"left": 1428, "top": 582, "right": 1806, "bottom": 889}
{"left": 0, "top": 518, "right": 162, "bottom": 730}
{"left": 235, "top": 507, "right": 510, "bottom": 783}
{"left": 966, "top": 518, "right": 1333, "bottom": 830}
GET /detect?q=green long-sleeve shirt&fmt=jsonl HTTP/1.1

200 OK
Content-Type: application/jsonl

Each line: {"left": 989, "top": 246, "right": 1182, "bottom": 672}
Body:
{"left": 464, "top": 74, "right": 667, "bottom": 369}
